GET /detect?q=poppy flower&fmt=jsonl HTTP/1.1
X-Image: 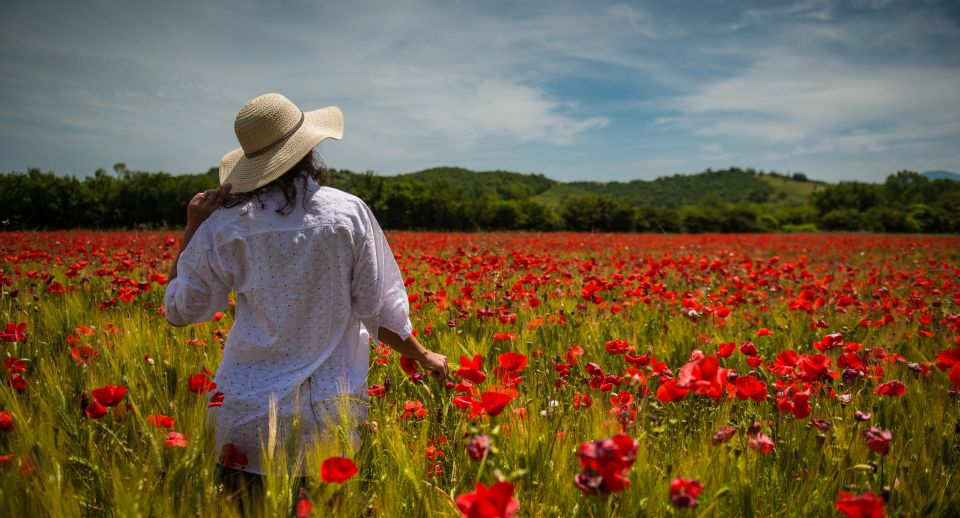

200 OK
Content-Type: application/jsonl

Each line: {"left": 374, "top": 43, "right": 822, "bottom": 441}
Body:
{"left": 748, "top": 433, "right": 775, "bottom": 454}
{"left": 402, "top": 400, "right": 429, "bottom": 419}
{"left": 399, "top": 355, "right": 420, "bottom": 376}
{"left": 145, "top": 414, "right": 174, "bottom": 429}
{"left": 455, "top": 355, "right": 487, "bottom": 384}
{"left": 70, "top": 346, "right": 99, "bottom": 366}
{"left": 208, "top": 391, "right": 225, "bottom": 407}
{"left": 573, "top": 433, "right": 637, "bottom": 495}
{"left": 296, "top": 490, "right": 312, "bottom": 518}
{"left": 480, "top": 391, "right": 514, "bottom": 417}
{"left": 8, "top": 374, "right": 27, "bottom": 393}
{"left": 1, "top": 323, "right": 28, "bottom": 343}
{"left": 91, "top": 385, "right": 127, "bottom": 406}
{"left": 3, "top": 358, "right": 26, "bottom": 374}
{"left": 874, "top": 380, "right": 906, "bottom": 397}
{"left": 716, "top": 342, "right": 736, "bottom": 357}
{"left": 862, "top": 427, "right": 892, "bottom": 455}
{"left": 657, "top": 379, "right": 689, "bottom": 402}
{"left": 165, "top": 432, "right": 188, "bottom": 448}
{"left": 367, "top": 384, "right": 387, "bottom": 397}
{"left": 678, "top": 355, "right": 728, "bottom": 400}
{"left": 730, "top": 375, "right": 767, "bottom": 401}
{"left": 188, "top": 373, "right": 217, "bottom": 393}
{"left": 497, "top": 352, "right": 528, "bottom": 373}
{"left": 711, "top": 426, "right": 737, "bottom": 446}
{"left": 854, "top": 411, "right": 872, "bottom": 422}
{"left": 835, "top": 491, "right": 886, "bottom": 518}
{"left": 455, "top": 481, "right": 519, "bottom": 518}
{"left": 320, "top": 456, "right": 358, "bottom": 484}
{"left": 85, "top": 401, "right": 108, "bottom": 419}
{"left": 670, "top": 477, "right": 704, "bottom": 508}
{"left": 0, "top": 411, "right": 14, "bottom": 432}
{"left": 467, "top": 434, "right": 491, "bottom": 460}
{"left": 218, "top": 443, "right": 248, "bottom": 469}
{"left": 814, "top": 333, "right": 844, "bottom": 351}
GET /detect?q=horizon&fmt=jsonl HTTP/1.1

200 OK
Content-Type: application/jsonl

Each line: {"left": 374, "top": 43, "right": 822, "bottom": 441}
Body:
{"left": 2, "top": 0, "right": 959, "bottom": 183}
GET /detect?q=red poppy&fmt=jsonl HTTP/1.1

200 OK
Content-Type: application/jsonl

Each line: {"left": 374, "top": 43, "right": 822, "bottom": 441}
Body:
{"left": 0, "top": 323, "right": 27, "bottom": 343}
{"left": 399, "top": 355, "right": 420, "bottom": 376}
{"left": 835, "top": 491, "right": 886, "bottom": 518}
{"left": 748, "top": 433, "right": 775, "bottom": 453}
{"left": 296, "top": 490, "right": 312, "bottom": 518}
{"left": 0, "top": 411, "right": 14, "bottom": 432}
{"left": 85, "top": 401, "right": 108, "bottom": 419}
{"left": 188, "top": 373, "right": 217, "bottom": 393}
{"left": 402, "top": 400, "right": 429, "bottom": 419}
{"left": 367, "top": 384, "right": 387, "bottom": 397}
{"left": 497, "top": 352, "right": 528, "bottom": 373}
{"left": 604, "top": 339, "right": 633, "bottom": 355}
{"left": 730, "top": 375, "right": 767, "bottom": 401}
{"left": 8, "top": 374, "right": 27, "bottom": 393}
{"left": 208, "top": 391, "right": 225, "bottom": 407}
{"left": 3, "top": 358, "right": 26, "bottom": 374}
{"left": 91, "top": 385, "right": 127, "bottom": 406}
{"left": 146, "top": 414, "right": 174, "bottom": 429}
{"left": 711, "top": 426, "right": 737, "bottom": 446}
{"left": 455, "top": 481, "right": 519, "bottom": 518}
{"left": 455, "top": 355, "right": 487, "bottom": 384}
{"left": 814, "top": 333, "right": 844, "bottom": 351}
{"left": 670, "top": 477, "right": 704, "bottom": 508}
{"left": 573, "top": 433, "right": 637, "bottom": 495}
{"left": 873, "top": 380, "right": 906, "bottom": 397}
{"left": 480, "top": 391, "right": 514, "bottom": 417}
{"left": 70, "top": 346, "right": 99, "bottom": 366}
{"left": 165, "top": 432, "right": 188, "bottom": 448}
{"left": 320, "top": 456, "right": 358, "bottom": 484}
{"left": 755, "top": 328, "right": 773, "bottom": 337}
{"left": 862, "top": 427, "right": 892, "bottom": 455}
{"left": 657, "top": 379, "right": 689, "bottom": 402}
{"left": 220, "top": 443, "right": 248, "bottom": 469}
{"left": 467, "top": 434, "right": 491, "bottom": 460}
{"left": 716, "top": 342, "right": 736, "bottom": 357}
{"left": 678, "top": 355, "right": 728, "bottom": 400}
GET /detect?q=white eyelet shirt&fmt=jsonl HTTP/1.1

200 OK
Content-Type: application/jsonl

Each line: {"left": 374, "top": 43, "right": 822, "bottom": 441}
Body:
{"left": 163, "top": 176, "right": 412, "bottom": 475}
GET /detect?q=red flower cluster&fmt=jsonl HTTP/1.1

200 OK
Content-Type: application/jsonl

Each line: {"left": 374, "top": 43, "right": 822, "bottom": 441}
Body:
{"left": 669, "top": 477, "right": 704, "bottom": 508}
{"left": 573, "top": 433, "right": 637, "bottom": 495}
{"left": 455, "top": 481, "right": 519, "bottom": 518}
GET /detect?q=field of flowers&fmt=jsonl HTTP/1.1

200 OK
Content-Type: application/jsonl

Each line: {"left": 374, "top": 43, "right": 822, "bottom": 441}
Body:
{"left": 1, "top": 231, "right": 959, "bottom": 517}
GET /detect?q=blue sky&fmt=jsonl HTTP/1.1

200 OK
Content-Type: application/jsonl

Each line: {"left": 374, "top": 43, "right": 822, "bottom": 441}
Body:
{"left": 1, "top": 0, "right": 959, "bottom": 182}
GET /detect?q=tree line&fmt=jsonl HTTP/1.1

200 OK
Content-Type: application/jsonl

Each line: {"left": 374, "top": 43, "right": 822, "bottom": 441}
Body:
{"left": 1, "top": 165, "right": 957, "bottom": 233}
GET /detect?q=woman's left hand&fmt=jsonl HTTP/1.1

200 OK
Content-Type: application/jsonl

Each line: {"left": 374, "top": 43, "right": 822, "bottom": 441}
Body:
{"left": 187, "top": 183, "right": 232, "bottom": 227}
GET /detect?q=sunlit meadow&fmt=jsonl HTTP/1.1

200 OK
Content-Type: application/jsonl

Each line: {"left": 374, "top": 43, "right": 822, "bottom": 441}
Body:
{"left": 1, "top": 231, "right": 959, "bottom": 517}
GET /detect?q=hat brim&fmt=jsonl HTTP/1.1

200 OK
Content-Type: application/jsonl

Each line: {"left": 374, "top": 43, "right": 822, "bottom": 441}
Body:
{"left": 219, "top": 106, "right": 343, "bottom": 193}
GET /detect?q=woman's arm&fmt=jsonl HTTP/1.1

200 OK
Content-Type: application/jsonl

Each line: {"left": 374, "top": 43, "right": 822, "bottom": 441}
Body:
{"left": 168, "top": 183, "right": 232, "bottom": 280}
{"left": 378, "top": 327, "right": 449, "bottom": 378}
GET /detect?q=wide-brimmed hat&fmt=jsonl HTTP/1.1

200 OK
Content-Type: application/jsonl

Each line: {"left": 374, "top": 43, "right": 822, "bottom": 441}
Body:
{"left": 219, "top": 93, "right": 343, "bottom": 193}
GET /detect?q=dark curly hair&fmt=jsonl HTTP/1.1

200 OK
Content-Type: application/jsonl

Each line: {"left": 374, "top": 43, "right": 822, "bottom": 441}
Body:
{"left": 223, "top": 149, "right": 331, "bottom": 215}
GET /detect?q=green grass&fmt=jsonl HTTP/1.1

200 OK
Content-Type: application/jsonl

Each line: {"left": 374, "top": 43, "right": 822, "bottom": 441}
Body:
{"left": 0, "top": 231, "right": 958, "bottom": 517}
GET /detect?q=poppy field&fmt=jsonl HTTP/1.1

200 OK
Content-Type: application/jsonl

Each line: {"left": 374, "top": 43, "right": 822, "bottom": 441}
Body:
{"left": 1, "top": 230, "right": 959, "bottom": 517}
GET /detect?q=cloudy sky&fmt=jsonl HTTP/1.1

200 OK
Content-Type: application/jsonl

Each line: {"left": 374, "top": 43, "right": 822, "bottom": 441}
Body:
{"left": 2, "top": 0, "right": 959, "bottom": 182}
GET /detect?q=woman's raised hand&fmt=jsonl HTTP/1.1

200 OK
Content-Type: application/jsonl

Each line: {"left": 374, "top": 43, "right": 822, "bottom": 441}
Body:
{"left": 187, "top": 183, "right": 232, "bottom": 228}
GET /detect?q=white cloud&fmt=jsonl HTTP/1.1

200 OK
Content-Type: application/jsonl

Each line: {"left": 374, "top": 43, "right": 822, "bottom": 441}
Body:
{"left": 665, "top": 53, "right": 960, "bottom": 157}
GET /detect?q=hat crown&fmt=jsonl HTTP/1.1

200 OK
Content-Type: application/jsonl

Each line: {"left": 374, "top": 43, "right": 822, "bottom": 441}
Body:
{"left": 234, "top": 93, "right": 303, "bottom": 155}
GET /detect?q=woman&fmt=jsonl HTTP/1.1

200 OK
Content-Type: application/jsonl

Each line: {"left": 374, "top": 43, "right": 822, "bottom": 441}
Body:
{"left": 163, "top": 93, "right": 448, "bottom": 500}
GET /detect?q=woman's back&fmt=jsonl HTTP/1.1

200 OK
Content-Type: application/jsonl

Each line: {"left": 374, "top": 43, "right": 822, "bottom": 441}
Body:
{"left": 164, "top": 175, "right": 411, "bottom": 474}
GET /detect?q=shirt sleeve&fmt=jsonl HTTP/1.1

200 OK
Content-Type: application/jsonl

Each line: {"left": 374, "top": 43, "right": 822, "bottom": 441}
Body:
{"left": 163, "top": 224, "right": 231, "bottom": 327}
{"left": 350, "top": 201, "right": 413, "bottom": 345}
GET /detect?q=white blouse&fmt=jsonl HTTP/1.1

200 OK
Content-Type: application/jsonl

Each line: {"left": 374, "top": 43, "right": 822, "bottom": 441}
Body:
{"left": 163, "top": 176, "right": 412, "bottom": 475}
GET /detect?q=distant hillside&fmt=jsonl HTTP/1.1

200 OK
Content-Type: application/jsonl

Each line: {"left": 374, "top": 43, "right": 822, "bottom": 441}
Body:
{"left": 532, "top": 168, "right": 822, "bottom": 208}
{"left": 922, "top": 170, "right": 960, "bottom": 181}
{"left": 334, "top": 166, "right": 822, "bottom": 209}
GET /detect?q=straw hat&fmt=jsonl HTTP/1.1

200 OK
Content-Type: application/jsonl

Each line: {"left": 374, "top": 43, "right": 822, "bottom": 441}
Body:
{"left": 219, "top": 93, "right": 344, "bottom": 193}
